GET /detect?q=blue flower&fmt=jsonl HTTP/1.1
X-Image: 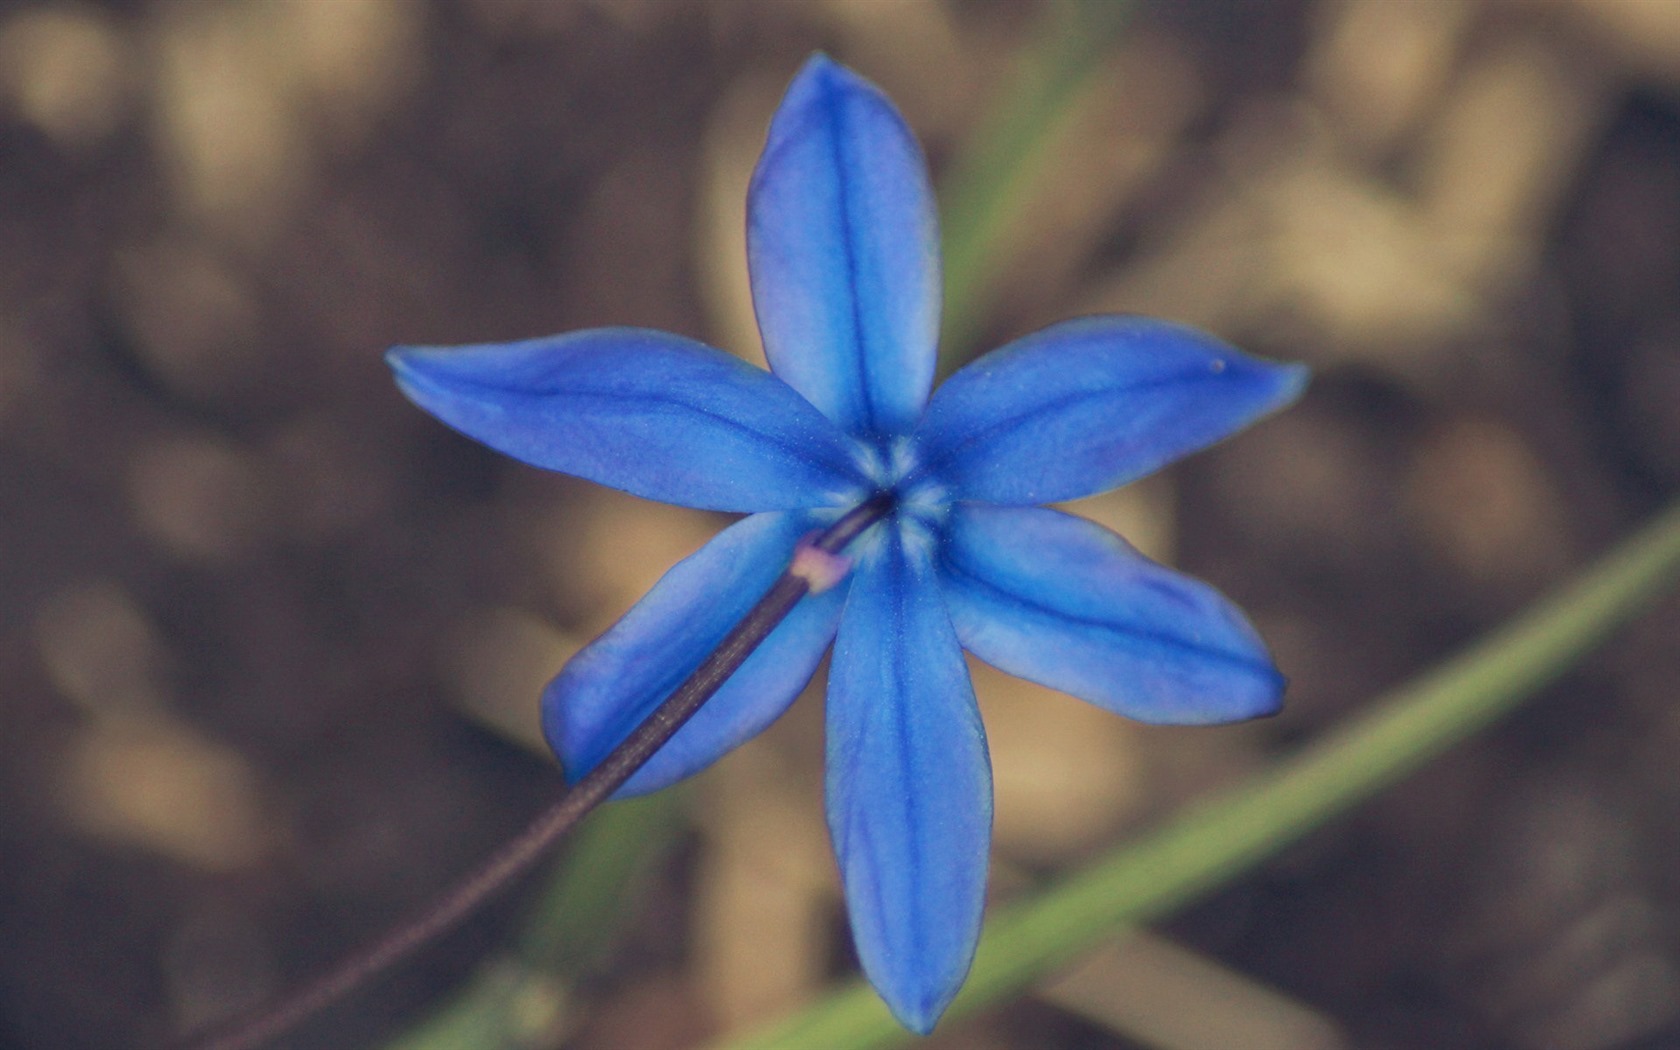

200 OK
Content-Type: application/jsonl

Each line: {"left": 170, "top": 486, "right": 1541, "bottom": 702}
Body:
{"left": 388, "top": 54, "right": 1306, "bottom": 1034}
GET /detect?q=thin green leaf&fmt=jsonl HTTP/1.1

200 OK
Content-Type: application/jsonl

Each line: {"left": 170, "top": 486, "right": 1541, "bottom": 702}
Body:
{"left": 939, "top": 0, "right": 1133, "bottom": 364}
{"left": 387, "top": 791, "right": 685, "bottom": 1050}
{"left": 715, "top": 496, "right": 1680, "bottom": 1050}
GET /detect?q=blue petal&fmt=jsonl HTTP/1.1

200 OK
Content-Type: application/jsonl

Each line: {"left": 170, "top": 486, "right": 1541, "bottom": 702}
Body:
{"left": 747, "top": 55, "right": 940, "bottom": 439}
{"left": 939, "top": 505, "right": 1284, "bottom": 724}
{"left": 826, "top": 524, "right": 990, "bottom": 1034}
{"left": 544, "top": 511, "right": 846, "bottom": 796}
{"left": 913, "top": 317, "right": 1309, "bottom": 504}
{"left": 388, "top": 330, "right": 868, "bottom": 513}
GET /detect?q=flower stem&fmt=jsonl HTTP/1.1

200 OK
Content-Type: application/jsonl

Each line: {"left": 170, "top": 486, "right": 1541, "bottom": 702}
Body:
{"left": 180, "top": 495, "right": 894, "bottom": 1050}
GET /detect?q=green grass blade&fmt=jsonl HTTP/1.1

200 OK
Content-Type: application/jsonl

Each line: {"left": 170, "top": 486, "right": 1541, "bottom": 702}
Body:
{"left": 387, "top": 791, "right": 684, "bottom": 1050}
{"left": 939, "top": 0, "right": 1133, "bottom": 363}
{"left": 715, "top": 496, "right": 1680, "bottom": 1050}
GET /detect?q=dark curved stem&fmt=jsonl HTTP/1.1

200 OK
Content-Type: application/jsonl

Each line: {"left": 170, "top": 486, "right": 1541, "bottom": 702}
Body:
{"left": 181, "top": 496, "right": 893, "bottom": 1050}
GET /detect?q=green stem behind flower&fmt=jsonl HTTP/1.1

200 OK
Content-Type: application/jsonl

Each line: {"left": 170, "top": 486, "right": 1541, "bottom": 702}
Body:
{"left": 716, "top": 495, "right": 1680, "bottom": 1050}
{"left": 938, "top": 0, "right": 1133, "bottom": 363}
{"left": 386, "top": 791, "right": 684, "bottom": 1050}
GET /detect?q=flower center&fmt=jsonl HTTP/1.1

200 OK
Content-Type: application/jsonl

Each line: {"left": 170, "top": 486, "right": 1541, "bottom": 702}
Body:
{"left": 853, "top": 435, "right": 950, "bottom": 532}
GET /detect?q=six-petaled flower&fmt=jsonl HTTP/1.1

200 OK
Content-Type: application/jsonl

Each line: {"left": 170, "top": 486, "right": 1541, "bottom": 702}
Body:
{"left": 389, "top": 54, "right": 1307, "bottom": 1034}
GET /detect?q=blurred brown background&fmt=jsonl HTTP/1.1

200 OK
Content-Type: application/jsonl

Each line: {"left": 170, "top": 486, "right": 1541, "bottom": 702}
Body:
{"left": 3, "top": 1, "right": 1680, "bottom": 1048}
